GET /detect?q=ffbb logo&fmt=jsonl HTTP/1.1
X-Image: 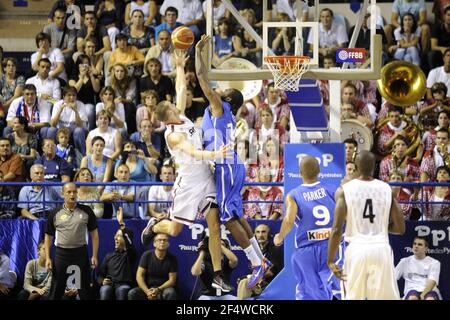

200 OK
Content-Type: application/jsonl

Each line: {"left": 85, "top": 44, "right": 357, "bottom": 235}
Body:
{"left": 336, "top": 48, "right": 366, "bottom": 63}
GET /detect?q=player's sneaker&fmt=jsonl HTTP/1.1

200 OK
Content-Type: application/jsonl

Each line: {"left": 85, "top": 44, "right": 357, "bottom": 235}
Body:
{"left": 141, "top": 217, "right": 157, "bottom": 245}
{"left": 211, "top": 275, "right": 232, "bottom": 293}
{"left": 246, "top": 257, "right": 273, "bottom": 289}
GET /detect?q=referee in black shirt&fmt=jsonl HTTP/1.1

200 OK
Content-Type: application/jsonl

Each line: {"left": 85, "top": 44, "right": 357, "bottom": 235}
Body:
{"left": 45, "top": 183, "right": 99, "bottom": 300}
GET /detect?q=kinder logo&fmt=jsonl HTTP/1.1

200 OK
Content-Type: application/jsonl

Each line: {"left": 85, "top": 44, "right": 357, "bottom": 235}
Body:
{"left": 307, "top": 228, "right": 331, "bottom": 241}
{"left": 336, "top": 48, "right": 366, "bottom": 63}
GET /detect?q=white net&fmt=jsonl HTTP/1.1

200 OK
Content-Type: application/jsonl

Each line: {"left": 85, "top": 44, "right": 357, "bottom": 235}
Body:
{"left": 264, "top": 56, "right": 311, "bottom": 92}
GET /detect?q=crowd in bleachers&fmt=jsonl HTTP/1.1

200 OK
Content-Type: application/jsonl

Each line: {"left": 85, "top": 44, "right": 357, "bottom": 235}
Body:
{"left": 0, "top": 0, "right": 449, "bottom": 223}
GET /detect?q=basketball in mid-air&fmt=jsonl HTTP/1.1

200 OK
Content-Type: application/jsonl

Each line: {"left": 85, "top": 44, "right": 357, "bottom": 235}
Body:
{"left": 171, "top": 26, "right": 195, "bottom": 50}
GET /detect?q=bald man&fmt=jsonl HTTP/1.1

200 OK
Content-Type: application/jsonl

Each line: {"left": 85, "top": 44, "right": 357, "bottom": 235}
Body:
{"left": 328, "top": 150, "right": 405, "bottom": 300}
{"left": 274, "top": 156, "right": 342, "bottom": 300}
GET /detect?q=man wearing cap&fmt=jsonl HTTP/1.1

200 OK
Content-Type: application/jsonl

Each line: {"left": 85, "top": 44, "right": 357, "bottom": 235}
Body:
{"left": 44, "top": 183, "right": 99, "bottom": 300}
{"left": 97, "top": 207, "right": 137, "bottom": 300}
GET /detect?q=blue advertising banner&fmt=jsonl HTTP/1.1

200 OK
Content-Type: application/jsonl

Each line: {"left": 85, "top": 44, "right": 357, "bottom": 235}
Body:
{"left": 258, "top": 143, "right": 345, "bottom": 300}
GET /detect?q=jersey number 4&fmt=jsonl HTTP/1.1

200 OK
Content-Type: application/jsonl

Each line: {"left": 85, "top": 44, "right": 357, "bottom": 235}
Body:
{"left": 363, "top": 199, "right": 375, "bottom": 223}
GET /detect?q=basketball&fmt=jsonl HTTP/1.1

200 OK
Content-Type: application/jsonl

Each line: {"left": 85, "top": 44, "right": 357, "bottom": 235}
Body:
{"left": 171, "top": 26, "right": 195, "bottom": 50}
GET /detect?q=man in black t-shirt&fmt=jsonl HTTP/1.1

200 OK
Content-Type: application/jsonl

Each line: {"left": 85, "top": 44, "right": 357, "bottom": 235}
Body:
{"left": 128, "top": 233, "right": 178, "bottom": 300}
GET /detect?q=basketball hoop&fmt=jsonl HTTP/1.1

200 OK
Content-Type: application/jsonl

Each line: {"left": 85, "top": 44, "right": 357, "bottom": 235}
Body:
{"left": 264, "top": 56, "right": 311, "bottom": 92}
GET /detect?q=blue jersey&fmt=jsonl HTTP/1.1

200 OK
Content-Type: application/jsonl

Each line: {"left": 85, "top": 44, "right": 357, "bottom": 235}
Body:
{"left": 290, "top": 181, "right": 336, "bottom": 248}
{"left": 201, "top": 102, "right": 245, "bottom": 222}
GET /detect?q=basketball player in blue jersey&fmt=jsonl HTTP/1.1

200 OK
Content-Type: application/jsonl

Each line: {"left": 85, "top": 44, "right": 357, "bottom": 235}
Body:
{"left": 196, "top": 35, "right": 272, "bottom": 289}
{"left": 274, "top": 156, "right": 343, "bottom": 300}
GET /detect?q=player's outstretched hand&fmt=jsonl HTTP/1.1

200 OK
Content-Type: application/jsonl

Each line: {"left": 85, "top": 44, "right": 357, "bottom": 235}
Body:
{"left": 273, "top": 233, "right": 283, "bottom": 246}
{"left": 328, "top": 263, "right": 346, "bottom": 281}
{"left": 215, "top": 143, "right": 234, "bottom": 159}
{"left": 196, "top": 34, "right": 211, "bottom": 51}
{"left": 174, "top": 49, "right": 189, "bottom": 68}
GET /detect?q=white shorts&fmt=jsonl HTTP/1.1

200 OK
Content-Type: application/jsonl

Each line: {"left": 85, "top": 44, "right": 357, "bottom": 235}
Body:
{"left": 343, "top": 242, "right": 400, "bottom": 300}
{"left": 169, "top": 174, "right": 216, "bottom": 225}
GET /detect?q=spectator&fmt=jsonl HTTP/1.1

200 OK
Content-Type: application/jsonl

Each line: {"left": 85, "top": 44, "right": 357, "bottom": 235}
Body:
{"left": 341, "top": 78, "right": 378, "bottom": 121}
{"left": 0, "top": 251, "right": 17, "bottom": 300}
{"left": 257, "top": 83, "right": 290, "bottom": 130}
{"left": 145, "top": 30, "right": 176, "bottom": 79}
{"left": 233, "top": 9, "right": 262, "bottom": 66}
{"left": 44, "top": 8, "right": 77, "bottom": 63}
{"left": 419, "top": 82, "right": 450, "bottom": 121}
{"left": 428, "top": 6, "right": 450, "bottom": 70}
{"left": 48, "top": 0, "right": 85, "bottom": 29}
{"left": 56, "top": 127, "right": 76, "bottom": 168}
{"left": 384, "top": 0, "right": 430, "bottom": 55}
{"left": 379, "top": 135, "right": 420, "bottom": 182}
{"left": 68, "top": 54, "right": 101, "bottom": 130}
{"left": 389, "top": 13, "right": 421, "bottom": 66}
{"left": 98, "top": 207, "right": 137, "bottom": 300}
{"left": 341, "top": 101, "right": 373, "bottom": 128}
{"left": 44, "top": 183, "right": 99, "bottom": 300}
{"left": 432, "top": 0, "right": 450, "bottom": 23}
{"left": 251, "top": 107, "right": 288, "bottom": 154}
{"left": 17, "top": 240, "right": 52, "bottom": 300}
{"left": 202, "top": 0, "right": 230, "bottom": 33}
{"left": 95, "top": 86, "right": 127, "bottom": 138}
{"left": 18, "top": 164, "right": 62, "bottom": 219}
{"left": 5, "top": 84, "right": 53, "bottom": 140}
{"left": 422, "top": 110, "right": 450, "bottom": 152}
{"left": 258, "top": 138, "right": 284, "bottom": 183}
{"left": 159, "top": 0, "right": 204, "bottom": 39}
{"left": 185, "top": 60, "right": 206, "bottom": 105}
{"left": 376, "top": 106, "right": 408, "bottom": 156}
{"left": 191, "top": 235, "right": 237, "bottom": 299}
{"left": 236, "top": 139, "right": 258, "bottom": 183}
{"left": 115, "top": 140, "right": 157, "bottom": 182}
{"left": 86, "top": 110, "right": 122, "bottom": 161}
{"left": 240, "top": 0, "right": 273, "bottom": 28}
{"left": 389, "top": 171, "right": 413, "bottom": 220}
{"left": 237, "top": 224, "right": 284, "bottom": 299}
{"left": 50, "top": 86, "right": 89, "bottom": 155}
{"left": 95, "top": 0, "right": 126, "bottom": 32}
{"left": 307, "top": 8, "right": 348, "bottom": 64}
{"left": 75, "top": 11, "right": 112, "bottom": 78}
{"left": 31, "top": 32, "right": 67, "bottom": 84}
{"left": 395, "top": 236, "right": 441, "bottom": 299}
{"left": 140, "top": 58, "right": 174, "bottom": 102}
{"left": 212, "top": 18, "right": 237, "bottom": 68}
{"left": 25, "top": 58, "right": 61, "bottom": 106}
{"left": 276, "top": 0, "right": 309, "bottom": 22}
{"left": 74, "top": 167, "right": 103, "bottom": 218}
{"left": 135, "top": 90, "right": 165, "bottom": 133}
{"left": 0, "top": 58, "right": 25, "bottom": 110}
{"left": 122, "top": 9, "right": 155, "bottom": 55}
{"left": 427, "top": 48, "right": 450, "bottom": 100}
{"left": 125, "top": 0, "right": 157, "bottom": 27}
{"left": 0, "top": 137, "right": 25, "bottom": 182}
{"left": 184, "top": 86, "right": 206, "bottom": 123}
{"left": 108, "top": 63, "right": 138, "bottom": 134}
{"left": 128, "top": 233, "right": 178, "bottom": 300}
{"left": 7, "top": 116, "right": 39, "bottom": 172}
{"left": 244, "top": 167, "right": 283, "bottom": 220}
{"left": 80, "top": 136, "right": 114, "bottom": 192}
{"left": 34, "top": 138, "right": 72, "bottom": 182}
{"left": 420, "top": 129, "right": 449, "bottom": 182}
{"left": 83, "top": 37, "right": 104, "bottom": 80}
{"left": 147, "top": 164, "right": 175, "bottom": 220}
{"left": 344, "top": 138, "right": 358, "bottom": 163}
{"left": 270, "top": 13, "right": 294, "bottom": 57}
{"left": 101, "top": 163, "right": 138, "bottom": 219}
{"left": 154, "top": 6, "right": 184, "bottom": 39}
{"left": 421, "top": 166, "right": 450, "bottom": 220}
{"left": 108, "top": 33, "right": 145, "bottom": 73}
{"left": 130, "top": 119, "right": 161, "bottom": 160}
{"left": 0, "top": 170, "right": 17, "bottom": 219}
{"left": 341, "top": 83, "right": 373, "bottom": 127}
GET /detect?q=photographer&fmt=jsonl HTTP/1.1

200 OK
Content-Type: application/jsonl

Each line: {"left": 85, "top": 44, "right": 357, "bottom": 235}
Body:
{"left": 191, "top": 234, "right": 238, "bottom": 299}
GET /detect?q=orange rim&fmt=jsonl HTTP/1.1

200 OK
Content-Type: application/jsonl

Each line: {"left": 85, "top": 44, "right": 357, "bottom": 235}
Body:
{"left": 264, "top": 55, "right": 310, "bottom": 66}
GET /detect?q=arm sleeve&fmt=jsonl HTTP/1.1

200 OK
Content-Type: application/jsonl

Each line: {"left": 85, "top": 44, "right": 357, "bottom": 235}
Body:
{"left": 394, "top": 258, "right": 405, "bottom": 281}
{"left": 45, "top": 209, "right": 57, "bottom": 236}
{"left": 18, "top": 187, "right": 28, "bottom": 209}
{"left": 428, "top": 259, "right": 441, "bottom": 284}
{"left": 169, "top": 254, "right": 178, "bottom": 273}
{"left": 84, "top": 205, "right": 98, "bottom": 231}
{"left": 139, "top": 251, "right": 150, "bottom": 269}
{"left": 23, "top": 261, "right": 39, "bottom": 293}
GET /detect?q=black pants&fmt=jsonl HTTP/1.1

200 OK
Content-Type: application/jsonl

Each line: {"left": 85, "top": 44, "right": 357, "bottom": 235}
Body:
{"left": 49, "top": 246, "right": 91, "bottom": 300}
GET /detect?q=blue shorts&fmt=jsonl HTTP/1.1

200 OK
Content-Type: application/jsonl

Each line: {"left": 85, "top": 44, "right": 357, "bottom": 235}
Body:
{"left": 215, "top": 163, "right": 245, "bottom": 223}
{"left": 292, "top": 241, "right": 345, "bottom": 300}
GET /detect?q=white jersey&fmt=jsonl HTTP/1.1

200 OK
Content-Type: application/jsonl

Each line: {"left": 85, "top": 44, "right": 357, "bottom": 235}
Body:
{"left": 164, "top": 115, "right": 211, "bottom": 180}
{"left": 343, "top": 178, "right": 392, "bottom": 244}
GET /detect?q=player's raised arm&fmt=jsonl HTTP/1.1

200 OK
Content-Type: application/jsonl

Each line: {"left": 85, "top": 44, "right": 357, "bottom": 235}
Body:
{"left": 388, "top": 193, "right": 406, "bottom": 235}
{"left": 195, "top": 35, "right": 224, "bottom": 118}
{"left": 328, "top": 187, "right": 347, "bottom": 280}
{"left": 175, "top": 50, "right": 189, "bottom": 115}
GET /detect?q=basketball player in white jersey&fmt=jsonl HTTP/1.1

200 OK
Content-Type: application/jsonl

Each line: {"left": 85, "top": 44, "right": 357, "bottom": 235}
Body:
{"left": 140, "top": 50, "right": 233, "bottom": 292}
{"left": 327, "top": 150, "right": 405, "bottom": 300}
